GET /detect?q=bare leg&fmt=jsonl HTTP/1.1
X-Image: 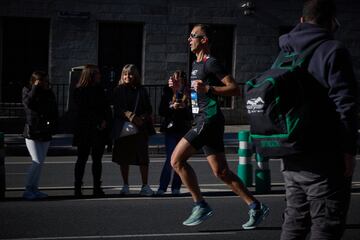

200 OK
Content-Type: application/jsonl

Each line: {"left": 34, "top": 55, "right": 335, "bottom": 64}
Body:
{"left": 171, "top": 138, "right": 201, "bottom": 202}
{"left": 207, "top": 153, "right": 256, "bottom": 205}
{"left": 120, "top": 165, "right": 129, "bottom": 185}
{"left": 139, "top": 165, "right": 149, "bottom": 185}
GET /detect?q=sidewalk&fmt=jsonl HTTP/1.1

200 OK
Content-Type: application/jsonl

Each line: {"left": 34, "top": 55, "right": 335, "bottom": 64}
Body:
{"left": 4, "top": 125, "right": 250, "bottom": 156}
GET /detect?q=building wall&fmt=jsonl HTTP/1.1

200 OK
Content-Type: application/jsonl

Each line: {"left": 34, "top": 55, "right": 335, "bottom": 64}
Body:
{"left": 0, "top": 0, "right": 359, "bottom": 124}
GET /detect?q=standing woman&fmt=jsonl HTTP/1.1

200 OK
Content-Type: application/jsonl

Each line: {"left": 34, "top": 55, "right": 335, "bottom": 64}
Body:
{"left": 112, "top": 64, "right": 154, "bottom": 196}
{"left": 156, "top": 70, "right": 192, "bottom": 196}
{"left": 22, "top": 71, "right": 58, "bottom": 200}
{"left": 73, "top": 64, "right": 112, "bottom": 197}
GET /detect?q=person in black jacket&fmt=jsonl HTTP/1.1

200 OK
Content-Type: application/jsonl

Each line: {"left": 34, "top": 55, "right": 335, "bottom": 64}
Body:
{"left": 156, "top": 70, "right": 192, "bottom": 196}
{"left": 279, "top": 1, "right": 358, "bottom": 239}
{"left": 112, "top": 64, "right": 155, "bottom": 196}
{"left": 22, "top": 71, "right": 58, "bottom": 200}
{"left": 73, "top": 64, "right": 112, "bottom": 197}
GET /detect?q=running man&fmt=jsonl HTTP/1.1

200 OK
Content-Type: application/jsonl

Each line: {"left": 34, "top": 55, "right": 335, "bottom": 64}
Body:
{"left": 169, "top": 24, "right": 269, "bottom": 228}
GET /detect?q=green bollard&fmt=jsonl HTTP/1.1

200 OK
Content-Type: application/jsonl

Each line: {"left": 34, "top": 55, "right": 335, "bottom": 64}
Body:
{"left": 0, "top": 132, "right": 5, "bottom": 199}
{"left": 237, "top": 130, "right": 253, "bottom": 187}
{"left": 255, "top": 153, "right": 271, "bottom": 193}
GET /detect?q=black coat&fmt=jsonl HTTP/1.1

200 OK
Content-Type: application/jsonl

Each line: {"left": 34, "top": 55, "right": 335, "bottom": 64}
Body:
{"left": 22, "top": 85, "right": 58, "bottom": 141}
{"left": 159, "top": 86, "right": 192, "bottom": 134}
{"left": 112, "top": 84, "right": 154, "bottom": 139}
{"left": 72, "top": 85, "right": 112, "bottom": 146}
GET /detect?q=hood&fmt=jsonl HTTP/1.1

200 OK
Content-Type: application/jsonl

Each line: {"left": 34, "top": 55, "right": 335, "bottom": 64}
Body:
{"left": 279, "top": 23, "right": 333, "bottom": 52}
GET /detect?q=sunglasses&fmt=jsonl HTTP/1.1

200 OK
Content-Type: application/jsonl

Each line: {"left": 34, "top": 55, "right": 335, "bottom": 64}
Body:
{"left": 189, "top": 33, "right": 205, "bottom": 39}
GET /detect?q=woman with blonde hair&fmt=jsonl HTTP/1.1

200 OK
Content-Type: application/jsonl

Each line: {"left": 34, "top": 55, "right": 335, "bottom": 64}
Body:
{"left": 112, "top": 64, "right": 155, "bottom": 196}
{"left": 73, "top": 64, "right": 112, "bottom": 197}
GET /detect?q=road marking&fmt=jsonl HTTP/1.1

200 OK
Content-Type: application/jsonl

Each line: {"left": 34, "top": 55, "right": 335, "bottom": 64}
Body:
{"left": 5, "top": 157, "right": 282, "bottom": 165}
{"left": 5, "top": 182, "right": 360, "bottom": 191}
{"left": 1, "top": 231, "right": 237, "bottom": 240}
{"left": 5, "top": 172, "right": 26, "bottom": 175}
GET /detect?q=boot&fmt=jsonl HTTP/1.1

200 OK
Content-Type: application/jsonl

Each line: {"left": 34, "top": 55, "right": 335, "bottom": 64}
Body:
{"left": 93, "top": 181, "right": 105, "bottom": 197}
{"left": 74, "top": 182, "right": 83, "bottom": 198}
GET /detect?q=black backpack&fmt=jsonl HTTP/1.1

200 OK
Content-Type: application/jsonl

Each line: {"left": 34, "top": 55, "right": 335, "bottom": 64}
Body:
{"left": 245, "top": 41, "right": 325, "bottom": 157}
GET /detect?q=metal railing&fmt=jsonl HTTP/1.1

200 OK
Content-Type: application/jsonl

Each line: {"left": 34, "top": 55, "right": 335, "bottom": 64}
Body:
{"left": 0, "top": 83, "right": 244, "bottom": 127}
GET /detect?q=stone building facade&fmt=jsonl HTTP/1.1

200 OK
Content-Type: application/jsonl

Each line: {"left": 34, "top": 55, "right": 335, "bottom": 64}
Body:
{"left": 0, "top": 0, "right": 359, "bottom": 127}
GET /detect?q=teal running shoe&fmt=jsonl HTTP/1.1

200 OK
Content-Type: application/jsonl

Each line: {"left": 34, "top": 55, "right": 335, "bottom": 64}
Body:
{"left": 182, "top": 204, "right": 213, "bottom": 226}
{"left": 242, "top": 204, "right": 269, "bottom": 230}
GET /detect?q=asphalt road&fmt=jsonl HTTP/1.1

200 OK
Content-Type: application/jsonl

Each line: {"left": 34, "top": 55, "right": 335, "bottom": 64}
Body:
{"left": 1, "top": 154, "right": 360, "bottom": 240}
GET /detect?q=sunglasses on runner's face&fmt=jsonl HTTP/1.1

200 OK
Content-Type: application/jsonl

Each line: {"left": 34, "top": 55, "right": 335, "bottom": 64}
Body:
{"left": 189, "top": 33, "right": 205, "bottom": 39}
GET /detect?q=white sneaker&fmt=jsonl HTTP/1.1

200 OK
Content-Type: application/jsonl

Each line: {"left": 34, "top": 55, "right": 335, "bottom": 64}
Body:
{"left": 120, "top": 184, "right": 130, "bottom": 195}
{"left": 139, "top": 185, "right": 154, "bottom": 196}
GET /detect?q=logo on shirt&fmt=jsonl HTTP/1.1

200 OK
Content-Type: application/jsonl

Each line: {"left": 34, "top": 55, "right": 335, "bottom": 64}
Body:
{"left": 191, "top": 70, "right": 198, "bottom": 76}
{"left": 246, "top": 97, "right": 265, "bottom": 113}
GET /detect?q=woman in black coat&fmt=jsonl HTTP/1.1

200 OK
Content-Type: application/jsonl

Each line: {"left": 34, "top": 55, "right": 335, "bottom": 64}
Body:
{"left": 22, "top": 71, "right": 58, "bottom": 200}
{"left": 73, "top": 64, "right": 112, "bottom": 197}
{"left": 112, "top": 64, "right": 155, "bottom": 196}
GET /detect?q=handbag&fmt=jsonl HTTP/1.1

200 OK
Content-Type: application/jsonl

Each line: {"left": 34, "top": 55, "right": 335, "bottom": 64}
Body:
{"left": 118, "top": 91, "right": 140, "bottom": 138}
{"left": 119, "top": 121, "right": 138, "bottom": 137}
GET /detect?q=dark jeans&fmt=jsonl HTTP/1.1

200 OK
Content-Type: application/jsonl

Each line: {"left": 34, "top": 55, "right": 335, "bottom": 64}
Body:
{"left": 74, "top": 140, "right": 105, "bottom": 188}
{"left": 281, "top": 170, "right": 351, "bottom": 240}
{"left": 158, "top": 132, "right": 183, "bottom": 192}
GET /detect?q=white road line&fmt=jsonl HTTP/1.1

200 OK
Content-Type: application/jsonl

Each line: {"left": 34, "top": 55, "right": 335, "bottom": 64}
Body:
{"left": 1, "top": 231, "right": 237, "bottom": 240}
{"left": 5, "top": 182, "right": 360, "bottom": 191}
{"left": 5, "top": 157, "right": 282, "bottom": 165}
{"left": 4, "top": 159, "right": 240, "bottom": 164}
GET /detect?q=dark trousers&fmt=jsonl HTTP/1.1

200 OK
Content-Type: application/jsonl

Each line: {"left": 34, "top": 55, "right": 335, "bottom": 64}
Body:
{"left": 280, "top": 170, "right": 351, "bottom": 240}
{"left": 74, "top": 140, "right": 105, "bottom": 188}
{"left": 158, "top": 132, "right": 182, "bottom": 191}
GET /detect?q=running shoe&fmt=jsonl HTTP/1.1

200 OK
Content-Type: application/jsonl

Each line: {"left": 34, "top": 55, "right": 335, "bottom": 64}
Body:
{"left": 182, "top": 204, "right": 213, "bottom": 226}
{"left": 242, "top": 204, "right": 270, "bottom": 230}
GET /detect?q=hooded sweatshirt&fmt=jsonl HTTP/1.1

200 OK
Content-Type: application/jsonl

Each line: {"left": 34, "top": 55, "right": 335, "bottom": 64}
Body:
{"left": 279, "top": 23, "right": 357, "bottom": 169}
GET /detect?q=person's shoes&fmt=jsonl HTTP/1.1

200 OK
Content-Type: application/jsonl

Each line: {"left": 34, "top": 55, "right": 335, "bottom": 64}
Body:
{"left": 23, "top": 190, "right": 37, "bottom": 200}
{"left": 34, "top": 191, "right": 48, "bottom": 199}
{"left": 120, "top": 184, "right": 130, "bottom": 195}
{"left": 74, "top": 187, "right": 82, "bottom": 198}
{"left": 139, "top": 185, "right": 154, "bottom": 196}
{"left": 171, "top": 189, "right": 181, "bottom": 196}
{"left": 93, "top": 188, "right": 105, "bottom": 197}
{"left": 23, "top": 190, "right": 48, "bottom": 200}
{"left": 74, "top": 182, "right": 83, "bottom": 198}
{"left": 182, "top": 204, "right": 213, "bottom": 226}
{"left": 155, "top": 189, "right": 165, "bottom": 196}
{"left": 242, "top": 204, "right": 270, "bottom": 230}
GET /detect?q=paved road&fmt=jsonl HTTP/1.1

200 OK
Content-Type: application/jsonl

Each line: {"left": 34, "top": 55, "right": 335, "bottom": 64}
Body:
{"left": 1, "top": 154, "right": 360, "bottom": 240}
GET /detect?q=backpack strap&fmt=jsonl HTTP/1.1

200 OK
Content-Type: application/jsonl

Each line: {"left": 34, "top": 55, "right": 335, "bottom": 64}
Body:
{"left": 272, "top": 40, "right": 327, "bottom": 69}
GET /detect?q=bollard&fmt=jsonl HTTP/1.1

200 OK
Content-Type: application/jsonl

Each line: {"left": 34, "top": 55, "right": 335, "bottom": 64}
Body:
{"left": 0, "top": 132, "right": 5, "bottom": 199}
{"left": 237, "top": 130, "right": 253, "bottom": 187}
{"left": 255, "top": 153, "right": 271, "bottom": 193}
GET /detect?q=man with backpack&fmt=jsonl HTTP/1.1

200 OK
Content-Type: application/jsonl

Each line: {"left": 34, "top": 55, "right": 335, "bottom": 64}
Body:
{"left": 275, "top": 1, "right": 358, "bottom": 239}
{"left": 169, "top": 24, "right": 269, "bottom": 228}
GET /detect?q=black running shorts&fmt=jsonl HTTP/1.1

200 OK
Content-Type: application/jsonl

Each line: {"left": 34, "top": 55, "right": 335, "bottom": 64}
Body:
{"left": 184, "top": 116, "right": 225, "bottom": 156}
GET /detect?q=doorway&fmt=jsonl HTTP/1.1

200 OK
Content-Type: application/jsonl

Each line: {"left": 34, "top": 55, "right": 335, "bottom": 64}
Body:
{"left": 98, "top": 22, "right": 143, "bottom": 92}
{"left": 1, "top": 17, "right": 49, "bottom": 102}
